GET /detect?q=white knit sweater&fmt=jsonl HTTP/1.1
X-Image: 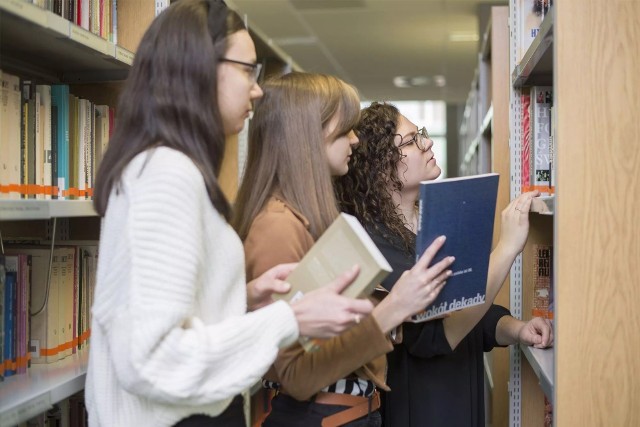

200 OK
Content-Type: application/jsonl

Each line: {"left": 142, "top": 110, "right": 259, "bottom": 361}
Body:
{"left": 85, "top": 147, "right": 299, "bottom": 426}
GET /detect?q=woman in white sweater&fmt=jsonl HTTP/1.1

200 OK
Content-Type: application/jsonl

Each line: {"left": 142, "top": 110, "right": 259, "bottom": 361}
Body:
{"left": 85, "top": 1, "right": 373, "bottom": 426}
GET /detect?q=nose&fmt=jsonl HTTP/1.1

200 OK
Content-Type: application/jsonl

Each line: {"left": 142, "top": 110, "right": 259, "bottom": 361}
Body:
{"left": 348, "top": 130, "right": 359, "bottom": 146}
{"left": 424, "top": 137, "right": 434, "bottom": 152}
{"left": 250, "top": 82, "right": 264, "bottom": 100}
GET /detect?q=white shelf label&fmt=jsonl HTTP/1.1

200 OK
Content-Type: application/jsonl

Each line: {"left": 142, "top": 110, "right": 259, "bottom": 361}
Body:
{"left": 3, "top": 0, "right": 47, "bottom": 27}
{"left": 0, "top": 203, "right": 48, "bottom": 220}
{"left": 46, "top": 9, "right": 69, "bottom": 37}
{"left": 0, "top": 393, "right": 52, "bottom": 426}
{"left": 115, "top": 46, "right": 135, "bottom": 65}
{"left": 70, "top": 25, "right": 108, "bottom": 55}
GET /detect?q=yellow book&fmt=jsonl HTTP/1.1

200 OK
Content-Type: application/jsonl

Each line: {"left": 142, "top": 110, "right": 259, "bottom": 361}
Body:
{"left": 275, "top": 213, "right": 392, "bottom": 302}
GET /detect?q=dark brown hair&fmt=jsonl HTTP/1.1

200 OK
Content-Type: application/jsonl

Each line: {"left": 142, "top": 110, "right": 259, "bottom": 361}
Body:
{"left": 334, "top": 101, "right": 415, "bottom": 254}
{"left": 233, "top": 72, "right": 360, "bottom": 241}
{"left": 94, "top": 0, "right": 245, "bottom": 219}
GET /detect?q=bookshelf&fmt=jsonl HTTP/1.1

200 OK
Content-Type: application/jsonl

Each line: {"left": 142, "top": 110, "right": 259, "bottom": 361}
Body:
{"left": 0, "top": 0, "right": 131, "bottom": 424}
{"left": 508, "top": 1, "right": 640, "bottom": 426}
{"left": 0, "top": 350, "right": 89, "bottom": 426}
{"left": 457, "top": 6, "right": 511, "bottom": 427}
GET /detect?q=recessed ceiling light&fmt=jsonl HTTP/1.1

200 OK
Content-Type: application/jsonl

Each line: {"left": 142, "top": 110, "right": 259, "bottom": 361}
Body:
{"left": 393, "top": 76, "right": 411, "bottom": 88}
{"left": 433, "top": 75, "right": 446, "bottom": 87}
{"left": 448, "top": 32, "right": 479, "bottom": 42}
{"left": 410, "top": 76, "right": 430, "bottom": 86}
{"left": 273, "top": 36, "right": 318, "bottom": 46}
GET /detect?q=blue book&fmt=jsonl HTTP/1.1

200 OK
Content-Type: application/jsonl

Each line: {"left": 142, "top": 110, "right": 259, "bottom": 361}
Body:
{"left": 51, "top": 85, "right": 69, "bottom": 199}
{"left": 3, "top": 271, "right": 17, "bottom": 377}
{"left": 413, "top": 173, "right": 499, "bottom": 322}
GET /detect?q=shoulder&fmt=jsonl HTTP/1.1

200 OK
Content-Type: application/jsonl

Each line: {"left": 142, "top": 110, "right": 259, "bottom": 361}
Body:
{"left": 244, "top": 197, "right": 314, "bottom": 279}
{"left": 126, "top": 147, "right": 203, "bottom": 188}
{"left": 250, "top": 197, "right": 311, "bottom": 238}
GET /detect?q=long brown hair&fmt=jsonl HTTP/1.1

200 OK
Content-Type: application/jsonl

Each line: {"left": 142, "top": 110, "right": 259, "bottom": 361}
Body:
{"left": 335, "top": 102, "right": 416, "bottom": 254}
{"left": 94, "top": 0, "right": 245, "bottom": 220}
{"left": 233, "top": 72, "right": 360, "bottom": 240}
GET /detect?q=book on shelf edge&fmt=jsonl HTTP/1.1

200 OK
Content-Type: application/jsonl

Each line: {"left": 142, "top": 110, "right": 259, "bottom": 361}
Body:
{"left": 412, "top": 173, "right": 499, "bottom": 322}
{"left": 274, "top": 212, "right": 393, "bottom": 302}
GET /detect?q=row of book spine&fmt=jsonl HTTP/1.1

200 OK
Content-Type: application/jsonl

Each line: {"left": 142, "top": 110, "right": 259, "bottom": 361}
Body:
{"left": 28, "top": 0, "right": 119, "bottom": 43}
{"left": 0, "top": 244, "right": 97, "bottom": 381}
{"left": 520, "top": 85, "right": 554, "bottom": 195}
{"left": 0, "top": 70, "right": 114, "bottom": 200}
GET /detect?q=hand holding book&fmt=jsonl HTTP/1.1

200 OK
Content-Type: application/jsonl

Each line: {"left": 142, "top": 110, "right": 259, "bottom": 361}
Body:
{"left": 247, "top": 262, "right": 374, "bottom": 339}
{"left": 289, "top": 265, "right": 374, "bottom": 339}
{"left": 372, "top": 236, "right": 454, "bottom": 333}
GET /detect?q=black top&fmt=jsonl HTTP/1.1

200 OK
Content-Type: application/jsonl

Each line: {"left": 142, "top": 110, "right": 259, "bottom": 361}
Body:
{"left": 368, "top": 225, "right": 510, "bottom": 427}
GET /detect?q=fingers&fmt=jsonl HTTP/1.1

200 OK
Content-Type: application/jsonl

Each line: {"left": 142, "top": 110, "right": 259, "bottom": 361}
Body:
{"left": 267, "top": 262, "right": 299, "bottom": 280}
{"left": 415, "top": 235, "right": 447, "bottom": 270}
{"left": 327, "top": 265, "right": 360, "bottom": 294}
{"left": 512, "top": 191, "right": 539, "bottom": 214}
{"left": 346, "top": 297, "right": 374, "bottom": 316}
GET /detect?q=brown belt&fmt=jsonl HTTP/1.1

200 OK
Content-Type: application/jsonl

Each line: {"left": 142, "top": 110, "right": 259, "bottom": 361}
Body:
{"left": 314, "top": 390, "right": 381, "bottom": 427}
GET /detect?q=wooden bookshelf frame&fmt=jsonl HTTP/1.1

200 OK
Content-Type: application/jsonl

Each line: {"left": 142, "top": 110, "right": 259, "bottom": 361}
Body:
{"left": 509, "top": 1, "right": 640, "bottom": 425}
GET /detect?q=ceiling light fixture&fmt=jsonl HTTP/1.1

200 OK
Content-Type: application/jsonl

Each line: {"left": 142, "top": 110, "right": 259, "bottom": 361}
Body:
{"left": 448, "top": 32, "right": 479, "bottom": 42}
{"left": 433, "top": 75, "right": 447, "bottom": 87}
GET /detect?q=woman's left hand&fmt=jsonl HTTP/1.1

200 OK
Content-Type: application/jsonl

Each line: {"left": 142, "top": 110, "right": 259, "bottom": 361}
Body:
{"left": 246, "top": 263, "right": 297, "bottom": 311}
{"left": 497, "top": 191, "right": 539, "bottom": 256}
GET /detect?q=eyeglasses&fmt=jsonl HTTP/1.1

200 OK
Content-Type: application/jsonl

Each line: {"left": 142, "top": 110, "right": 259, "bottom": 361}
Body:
{"left": 395, "top": 127, "right": 431, "bottom": 152}
{"left": 219, "top": 58, "right": 263, "bottom": 83}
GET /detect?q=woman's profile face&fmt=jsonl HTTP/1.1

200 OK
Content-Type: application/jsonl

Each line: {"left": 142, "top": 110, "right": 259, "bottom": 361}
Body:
{"left": 325, "top": 115, "right": 359, "bottom": 176}
{"left": 217, "top": 30, "right": 264, "bottom": 136}
{"left": 394, "top": 114, "right": 441, "bottom": 191}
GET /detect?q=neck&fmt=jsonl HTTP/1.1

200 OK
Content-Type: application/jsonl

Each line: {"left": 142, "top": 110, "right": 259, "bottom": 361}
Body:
{"left": 391, "top": 188, "right": 419, "bottom": 233}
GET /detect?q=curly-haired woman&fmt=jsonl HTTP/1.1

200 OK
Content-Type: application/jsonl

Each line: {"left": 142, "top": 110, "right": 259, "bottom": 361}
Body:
{"left": 334, "top": 102, "right": 553, "bottom": 427}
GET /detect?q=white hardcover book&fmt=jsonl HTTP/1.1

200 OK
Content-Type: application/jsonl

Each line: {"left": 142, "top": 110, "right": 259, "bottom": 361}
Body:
{"left": 0, "top": 71, "right": 22, "bottom": 199}
{"left": 58, "top": 247, "right": 76, "bottom": 359}
{"left": 36, "top": 85, "right": 52, "bottom": 199}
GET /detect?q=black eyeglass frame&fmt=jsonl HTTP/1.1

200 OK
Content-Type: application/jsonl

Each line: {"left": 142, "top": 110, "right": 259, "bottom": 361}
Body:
{"left": 219, "top": 57, "right": 263, "bottom": 83}
{"left": 394, "top": 127, "right": 431, "bottom": 152}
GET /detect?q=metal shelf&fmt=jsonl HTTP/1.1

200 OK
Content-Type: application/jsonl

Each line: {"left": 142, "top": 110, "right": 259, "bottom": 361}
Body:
{"left": 512, "top": 7, "right": 554, "bottom": 88}
{"left": 521, "top": 345, "right": 554, "bottom": 400}
{"left": 0, "top": 350, "right": 89, "bottom": 426}
{"left": 0, "top": 200, "right": 97, "bottom": 220}
{"left": 530, "top": 195, "right": 555, "bottom": 215}
{"left": 0, "top": 0, "right": 133, "bottom": 82}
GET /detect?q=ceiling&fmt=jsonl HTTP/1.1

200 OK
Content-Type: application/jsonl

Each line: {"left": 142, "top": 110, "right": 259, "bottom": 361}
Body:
{"left": 226, "top": 0, "right": 507, "bottom": 104}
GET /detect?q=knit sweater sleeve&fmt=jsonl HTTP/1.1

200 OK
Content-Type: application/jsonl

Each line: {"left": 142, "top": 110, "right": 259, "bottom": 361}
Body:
{"left": 97, "top": 150, "right": 298, "bottom": 405}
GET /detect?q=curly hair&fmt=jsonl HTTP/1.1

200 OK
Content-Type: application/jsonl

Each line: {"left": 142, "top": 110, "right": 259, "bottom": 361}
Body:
{"left": 335, "top": 102, "right": 416, "bottom": 254}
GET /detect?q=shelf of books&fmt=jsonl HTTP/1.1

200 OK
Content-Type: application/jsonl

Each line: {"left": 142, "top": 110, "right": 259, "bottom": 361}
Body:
{"left": 0, "top": 0, "right": 134, "bottom": 81}
{"left": 0, "top": 350, "right": 89, "bottom": 426}
{"left": 509, "top": 0, "right": 640, "bottom": 426}
{"left": 457, "top": 7, "right": 511, "bottom": 427}
{"left": 0, "top": 0, "right": 135, "bottom": 424}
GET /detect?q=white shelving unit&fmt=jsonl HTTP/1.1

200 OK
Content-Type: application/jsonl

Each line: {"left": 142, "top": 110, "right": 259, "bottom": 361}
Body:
{"left": 0, "top": 200, "right": 97, "bottom": 221}
{"left": 520, "top": 346, "right": 553, "bottom": 400}
{"left": 0, "top": 351, "right": 89, "bottom": 426}
{"left": 0, "top": 1, "right": 129, "bottom": 424}
{"left": 0, "top": 0, "right": 134, "bottom": 81}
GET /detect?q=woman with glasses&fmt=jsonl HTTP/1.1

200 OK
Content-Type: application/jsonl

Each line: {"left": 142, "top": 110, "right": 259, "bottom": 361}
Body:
{"left": 233, "top": 73, "right": 454, "bottom": 427}
{"left": 334, "top": 102, "right": 553, "bottom": 427}
{"left": 85, "top": 2, "right": 377, "bottom": 426}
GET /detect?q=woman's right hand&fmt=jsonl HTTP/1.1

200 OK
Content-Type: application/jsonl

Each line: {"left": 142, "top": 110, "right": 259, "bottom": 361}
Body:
{"left": 289, "top": 265, "right": 374, "bottom": 338}
{"left": 372, "top": 236, "right": 454, "bottom": 333}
